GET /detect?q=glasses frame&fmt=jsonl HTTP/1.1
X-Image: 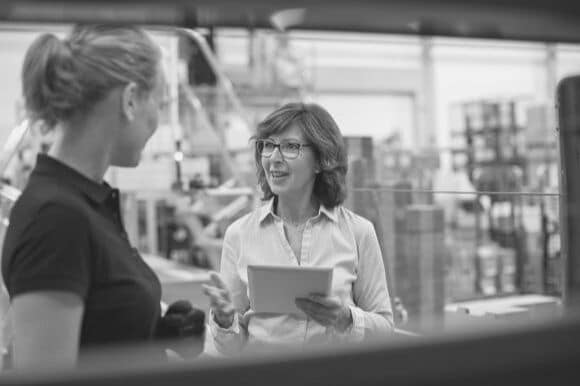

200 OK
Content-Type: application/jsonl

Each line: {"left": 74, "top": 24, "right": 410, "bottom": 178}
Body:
{"left": 257, "top": 139, "right": 312, "bottom": 160}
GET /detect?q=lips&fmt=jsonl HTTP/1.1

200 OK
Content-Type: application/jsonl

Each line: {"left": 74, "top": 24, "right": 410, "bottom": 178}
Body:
{"left": 270, "top": 171, "right": 289, "bottom": 178}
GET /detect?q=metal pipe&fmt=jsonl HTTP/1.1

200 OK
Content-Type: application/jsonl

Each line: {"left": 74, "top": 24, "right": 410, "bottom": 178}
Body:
{"left": 349, "top": 188, "right": 560, "bottom": 197}
{"left": 180, "top": 85, "right": 237, "bottom": 181}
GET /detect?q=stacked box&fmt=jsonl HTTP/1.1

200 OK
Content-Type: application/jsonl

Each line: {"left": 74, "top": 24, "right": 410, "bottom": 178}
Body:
{"left": 448, "top": 244, "right": 477, "bottom": 301}
{"left": 344, "top": 136, "right": 375, "bottom": 184}
{"left": 392, "top": 181, "right": 414, "bottom": 315}
{"left": 345, "top": 164, "right": 399, "bottom": 300}
{"left": 447, "top": 213, "right": 479, "bottom": 301}
{"left": 374, "top": 189, "right": 397, "bottom": 297}
{"left": 354, "top": 185, "right": 398, "bottom": 298}
{"left": 393, "top": 181, "right": 413, "bottom": 230}
{"left": 546, "top": 254, "right": 563, "bottom": 295}
{"left": 405, "top": 205, "right": 445, "bottom": 233}
{"left": 344, "top": 158, "right": 366, "bottom": 211}
{"left": 401, "top": 205, "right": 446, "bottom": 333}
{"left": 498, "top": 247, "right": 517, "bottom": 293}
{"left": 476, "top": 244, "right": 499, "bottom": 296}
{"left": 521, "top": 231, "right": 544, "bottom": 293}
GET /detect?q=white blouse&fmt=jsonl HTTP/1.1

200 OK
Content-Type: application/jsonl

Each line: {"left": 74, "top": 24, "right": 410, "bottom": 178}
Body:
{"left": 209, "top": 199, "right": 394, "bottom": 355}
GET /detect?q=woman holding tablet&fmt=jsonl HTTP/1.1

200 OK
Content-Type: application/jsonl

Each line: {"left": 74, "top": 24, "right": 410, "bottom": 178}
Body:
{"left": 203, "top": 102, "right": 394, "bottom": 355}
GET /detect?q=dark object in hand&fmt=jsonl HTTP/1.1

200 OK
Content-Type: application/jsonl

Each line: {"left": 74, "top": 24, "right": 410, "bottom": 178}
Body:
{"left": 156, "top": 300, "right": 206, "bottom": 358}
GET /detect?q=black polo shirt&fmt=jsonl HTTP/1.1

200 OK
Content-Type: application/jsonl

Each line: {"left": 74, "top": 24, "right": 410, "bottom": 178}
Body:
{"left": 1, "top": 154, "right": 162, "bottom": 351}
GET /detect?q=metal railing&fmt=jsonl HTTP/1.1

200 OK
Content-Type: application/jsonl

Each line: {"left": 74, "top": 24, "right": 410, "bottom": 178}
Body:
{"left": 180, "top": 84, "right": 238, "bottom": 181}
{"left": 178, "top": 28, "right": 252, "bottom": 129}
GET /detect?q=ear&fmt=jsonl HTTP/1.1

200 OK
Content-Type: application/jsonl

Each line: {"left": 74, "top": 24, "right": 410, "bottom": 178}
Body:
{"left": 121, "top": 82, "right": 139, "bottom": 122}
{"left": 315, "top": 162, "right": 322, "bottom": 174}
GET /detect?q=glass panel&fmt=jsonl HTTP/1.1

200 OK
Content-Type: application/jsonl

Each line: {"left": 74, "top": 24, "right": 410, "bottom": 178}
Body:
{"left": 344, "top": 185, "right": 562, "bottom": 334}
{"left": 0, "top": 22, "right": 574, "bottom": 374}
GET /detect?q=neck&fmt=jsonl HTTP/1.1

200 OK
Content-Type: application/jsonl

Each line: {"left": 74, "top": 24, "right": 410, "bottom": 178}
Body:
{"left": 48, "top": 120, "right": 113, "bottom": 183}
{"left": 276, "top": 193, "right": 319, "bottom": 225}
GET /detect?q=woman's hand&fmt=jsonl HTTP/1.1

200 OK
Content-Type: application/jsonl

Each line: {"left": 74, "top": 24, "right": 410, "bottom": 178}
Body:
{"left": 295, "top": 294, "right": 353, "bottom": 332}
{"left": 202, "top": 272, "right": 235, "bottom": 329}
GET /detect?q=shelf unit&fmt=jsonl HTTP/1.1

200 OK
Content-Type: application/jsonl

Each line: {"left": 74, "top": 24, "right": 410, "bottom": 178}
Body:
{"left": 450, "top": 99, "right": 527, "bottom": 297}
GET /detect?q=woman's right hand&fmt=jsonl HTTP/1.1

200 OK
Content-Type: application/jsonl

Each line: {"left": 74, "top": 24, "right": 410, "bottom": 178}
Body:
{"left": 202, "top": 272, "right": 235, "bottom": 329}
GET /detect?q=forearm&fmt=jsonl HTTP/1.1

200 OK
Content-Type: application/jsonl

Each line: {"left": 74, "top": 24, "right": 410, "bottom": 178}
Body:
{"left": 208, "top": 310, "right": 248, "bottom": 356}
{"left": 339, "top": 306, "right": 394, "bottom": 342}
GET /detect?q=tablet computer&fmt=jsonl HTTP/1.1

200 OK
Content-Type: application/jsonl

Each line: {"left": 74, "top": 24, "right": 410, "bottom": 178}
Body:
{"left": 248, "top": 265, "right": 333, "bottom": 316}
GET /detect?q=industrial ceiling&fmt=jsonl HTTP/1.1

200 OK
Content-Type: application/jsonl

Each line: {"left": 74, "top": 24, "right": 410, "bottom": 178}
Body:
{"left": 1, "top": 0, "right": 580, "bottom": 43}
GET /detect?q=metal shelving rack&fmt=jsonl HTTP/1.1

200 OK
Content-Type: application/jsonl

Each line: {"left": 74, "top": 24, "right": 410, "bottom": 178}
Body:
{"left": 451, "top": 99, "right": 527, "bottom": 296}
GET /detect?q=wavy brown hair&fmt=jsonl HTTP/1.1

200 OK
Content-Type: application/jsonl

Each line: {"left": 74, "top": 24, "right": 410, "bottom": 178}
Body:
{"left": 252, "top": 102, "right": 348, "bottom": 208}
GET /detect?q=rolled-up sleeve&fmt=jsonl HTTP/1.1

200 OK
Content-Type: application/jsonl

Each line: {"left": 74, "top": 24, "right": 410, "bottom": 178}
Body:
{"left": 209, "top": 223, "right": 250, "bottom": 356}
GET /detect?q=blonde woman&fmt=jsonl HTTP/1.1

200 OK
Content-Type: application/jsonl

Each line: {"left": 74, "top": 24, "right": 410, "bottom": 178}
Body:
{"left": 2, "top": 25, "right": 167, "bottom": 369}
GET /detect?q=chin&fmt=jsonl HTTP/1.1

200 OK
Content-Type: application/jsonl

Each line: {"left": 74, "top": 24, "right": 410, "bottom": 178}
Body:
{"left": 271, "top": 186, "right": 294, "bottom": 198}
{"left": 267, "top": 182, "right": 285, "bottom": 196}
{"left": 270, "top": 188, "right": 282, "bottom": 196}
{"left": 111, "top": 154, "right": 141, "bottom": 168}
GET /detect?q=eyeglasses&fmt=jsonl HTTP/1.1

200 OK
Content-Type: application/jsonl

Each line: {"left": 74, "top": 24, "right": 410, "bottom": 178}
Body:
{"left": 256, "top": 139, "right": 312, "bottom": 160}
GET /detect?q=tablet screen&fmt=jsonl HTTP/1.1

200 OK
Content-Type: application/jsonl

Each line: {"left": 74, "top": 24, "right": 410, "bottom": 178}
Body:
{"left": 247, "top": 265, "right": 333, "bottom": 316}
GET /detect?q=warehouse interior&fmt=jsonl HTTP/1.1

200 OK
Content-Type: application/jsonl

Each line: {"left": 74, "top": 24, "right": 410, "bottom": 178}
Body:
{"left": 0, "top": 0, "right": 579, "bottom": 384}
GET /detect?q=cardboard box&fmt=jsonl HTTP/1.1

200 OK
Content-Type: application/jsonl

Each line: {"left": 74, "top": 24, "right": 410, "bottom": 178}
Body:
{"left": 405, "top": 205, "right": 445, "bottom": 233}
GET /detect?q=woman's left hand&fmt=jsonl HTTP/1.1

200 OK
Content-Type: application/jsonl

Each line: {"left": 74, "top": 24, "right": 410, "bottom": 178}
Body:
{"left": 295, "top": 294, "right": 352, "bottom": 332}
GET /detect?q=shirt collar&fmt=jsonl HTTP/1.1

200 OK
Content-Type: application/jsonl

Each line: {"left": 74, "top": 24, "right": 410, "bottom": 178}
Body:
{"left": 31, "top": 154, "right": 113, "bottom": 204}
{"left": 258, "top": 197, "right": 338, "bottom": 224}
{"left": 319, "top": 204, "right": 338, "bottom": 222}
{"left": 258, "top": 198, "right": 276, "bottom": 224}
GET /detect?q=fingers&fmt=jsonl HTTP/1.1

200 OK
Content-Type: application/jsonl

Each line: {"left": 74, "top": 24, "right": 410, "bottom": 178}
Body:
{"left": 201, "top": 283, "right": 222, "bottom": 297}
{"left": 306, "top": 294, "right": 341, "bottom": 308}
{"left": 206, "top": 272, "right": 233, "bottom": 302}
{"left": 295, "top": 298, "right": 335, "bottom": 326}
{"left": 201, "top": 284, "right": 220, "bottom": 301}
{"left": 296, "top": 295, "right": 348, "bottom": 328}
{"left": 202, "top": 284, "right": 234, "bottom": 314}
{"left": 209, "top": 272, "right": 228, "bottom": 291}
{"left": 202, "top": 285, "right": 226, "bottom": 303}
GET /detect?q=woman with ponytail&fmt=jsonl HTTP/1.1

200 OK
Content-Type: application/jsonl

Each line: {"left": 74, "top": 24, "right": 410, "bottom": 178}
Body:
{"left": 1, "top": 25, "right": 169, "bottom": 369}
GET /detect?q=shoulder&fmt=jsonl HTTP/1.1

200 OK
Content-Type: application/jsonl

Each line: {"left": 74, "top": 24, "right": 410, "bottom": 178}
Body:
{"left": 223, "top": 203, "right": 267, "bottom": 240}
{"left": 8, "top": 185, "right": 92, "bottom": 244}
{"left": 14, "top": 191, "right": 89, "bottom": 226}
{"left": 37, "top": 201, "right": 91, "bottom": 228}
{"left": 334, "top": 206, "right": 376, "bottom": 238}
{"left": 13, "top": 177, "right": 90, "bottom": 221}
{"left": 5, "top": 202, "right": 92, "bottom": 259}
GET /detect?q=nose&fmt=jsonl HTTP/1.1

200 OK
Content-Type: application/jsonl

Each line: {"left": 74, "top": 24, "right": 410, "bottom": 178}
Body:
{"left": 270, "top": 146, "right": 284, "bottom": 161}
